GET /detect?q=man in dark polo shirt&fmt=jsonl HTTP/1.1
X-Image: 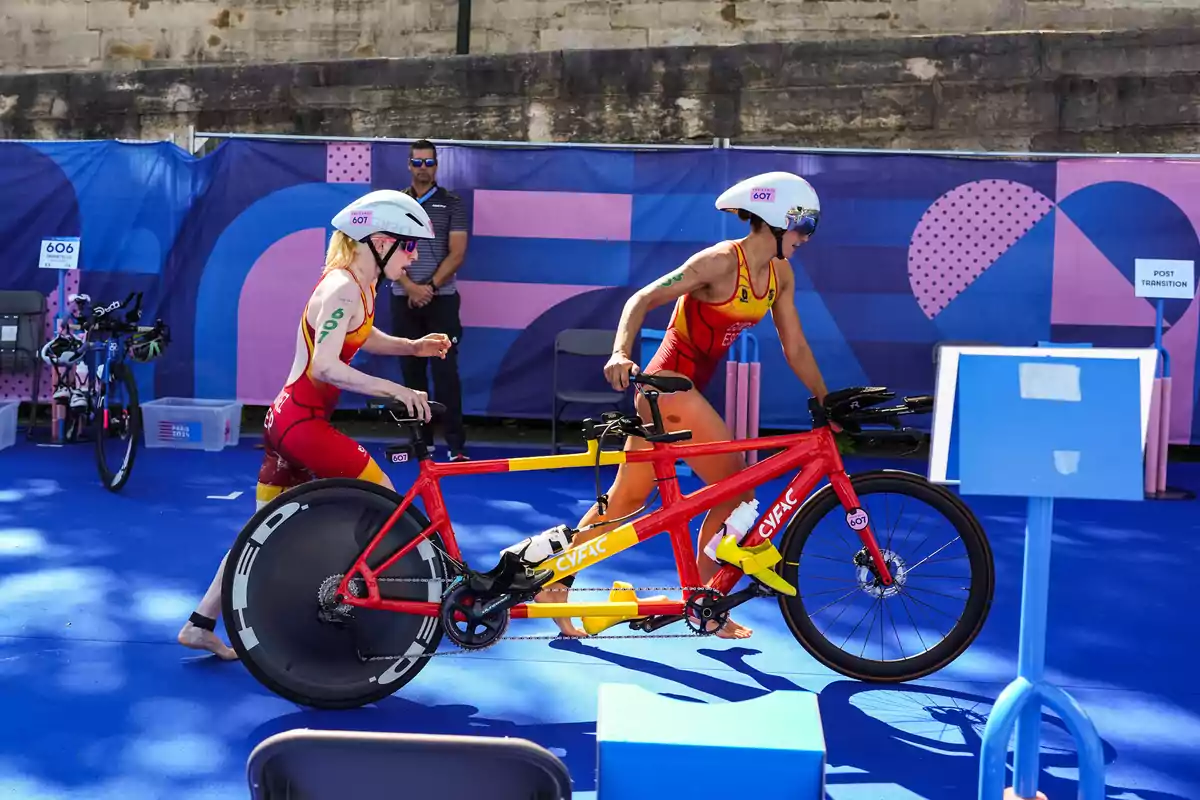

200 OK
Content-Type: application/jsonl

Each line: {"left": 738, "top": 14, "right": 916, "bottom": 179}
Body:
{"left": 389, "top": 139, "right": 470, "bottom": 460}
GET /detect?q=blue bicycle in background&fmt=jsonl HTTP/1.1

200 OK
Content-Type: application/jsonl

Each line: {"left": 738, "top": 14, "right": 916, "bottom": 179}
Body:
{"left": 40, "top": 292, "right": 170, "bottom": 492}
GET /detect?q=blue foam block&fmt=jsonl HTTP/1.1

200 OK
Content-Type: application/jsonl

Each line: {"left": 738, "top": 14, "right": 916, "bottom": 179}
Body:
{"left": 595, "top": 683, "right": 826, "bottom": 800}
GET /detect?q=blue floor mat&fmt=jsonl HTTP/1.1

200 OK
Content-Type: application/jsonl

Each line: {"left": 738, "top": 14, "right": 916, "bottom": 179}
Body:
{"left": 0, "top": 437, "right": 1197, "bottom": 799}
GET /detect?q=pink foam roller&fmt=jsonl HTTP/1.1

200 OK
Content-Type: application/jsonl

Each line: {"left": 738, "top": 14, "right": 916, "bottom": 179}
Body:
{"left": 746, "top": 362, "right": 761, "bottom": 465}
{"left": 1145, "top": 378, "right": 1163, "bottom": 495}
{"left": 1158, "top": 376, "right": 1172, "bottom": 491}
{"left": 735, "top": 362, "right": 750, "bottom": 443}
{"left": 725, "top": 360, "right": 739, "bottom": 433}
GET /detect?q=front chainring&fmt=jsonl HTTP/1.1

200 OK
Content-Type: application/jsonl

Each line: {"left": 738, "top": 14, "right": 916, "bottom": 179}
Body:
{"left": 683, "top": 587, "right": 729, "bottom": 635}
{"left": 439, "top": 584, "right": 511, "bottom": 650}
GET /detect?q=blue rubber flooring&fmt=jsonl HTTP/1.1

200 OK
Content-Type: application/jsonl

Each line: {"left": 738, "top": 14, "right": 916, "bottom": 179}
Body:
{"left": 0, "top": 435, "right": 1198, "bottom": 799}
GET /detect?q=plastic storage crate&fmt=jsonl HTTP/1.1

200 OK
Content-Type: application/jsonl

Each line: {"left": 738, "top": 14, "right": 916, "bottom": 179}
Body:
{"left": 140, "top": 397, "right": 243, "bottom": 452}
{"left": 0, "top": 400, "right": 18, "bottom": 452}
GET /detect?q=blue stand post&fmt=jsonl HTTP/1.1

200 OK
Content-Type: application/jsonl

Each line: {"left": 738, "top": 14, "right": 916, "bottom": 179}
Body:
{"left": 933, "top": 345, "right": 1159, "bottom": 800}
{"left": 978, "top": 495, "right": 1107, "bottom": 800}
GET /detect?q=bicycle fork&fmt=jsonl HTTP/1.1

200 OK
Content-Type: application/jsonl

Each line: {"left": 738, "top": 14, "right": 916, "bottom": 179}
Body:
{"left": 708, "top": 460, "right": 896, "bottom": 598}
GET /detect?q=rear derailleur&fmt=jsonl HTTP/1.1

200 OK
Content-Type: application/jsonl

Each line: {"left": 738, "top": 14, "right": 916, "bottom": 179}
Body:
{"left": 438, "top": 551, "right": 555, "bottom": 650}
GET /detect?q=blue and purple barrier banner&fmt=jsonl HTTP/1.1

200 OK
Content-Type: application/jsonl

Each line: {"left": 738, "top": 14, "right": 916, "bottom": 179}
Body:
{"left": 2, "top": 138, "right": 1199, "bottom": 443}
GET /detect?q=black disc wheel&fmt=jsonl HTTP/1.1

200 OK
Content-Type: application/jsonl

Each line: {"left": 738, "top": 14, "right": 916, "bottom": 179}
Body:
{"left": 94, "top": 362, "right": 140, "bottom": 492}
{"left": 778, "top": 470, "right": 994, "bottom": 682}
{"left": 222, "top": 479, "right": 448, "bottom": 709}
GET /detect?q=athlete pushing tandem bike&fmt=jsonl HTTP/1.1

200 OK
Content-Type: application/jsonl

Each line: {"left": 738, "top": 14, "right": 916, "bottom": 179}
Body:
{"left": 212, "top": 173, "right": 995, "bottom": 709}
{"left": 178, "top": 189, "right": 454, "bottom": 660}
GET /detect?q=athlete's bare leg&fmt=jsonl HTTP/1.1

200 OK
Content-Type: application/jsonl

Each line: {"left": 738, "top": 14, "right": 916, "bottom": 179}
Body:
{"left": 535, "top": 383, "right": 756, "bottom": 638}
{"left": 179, "top": 459, "right": 395, "bottom": 658}
{"left": 177, "top": 549, "right": 239, "bottom": 659}
{"left": 647, "top": 383, "right": 753, "bottom": 638}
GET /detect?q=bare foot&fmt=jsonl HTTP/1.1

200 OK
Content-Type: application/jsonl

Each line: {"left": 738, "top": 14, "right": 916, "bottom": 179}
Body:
{"left": 715, "top": 617, "right": 753, "bottom": 640}
{"left": 535, "top": 584, "right": 588, "bottom": 638}
{"left": 177, "top": 622, "right": 238, "bottom": 660}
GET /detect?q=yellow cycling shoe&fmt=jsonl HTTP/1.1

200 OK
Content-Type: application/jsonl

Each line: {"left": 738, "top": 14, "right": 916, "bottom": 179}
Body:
{"left": 714, "top": 536, "right": 797, "bottom": 596}
{"left": 582, "top": 581, "right": 651, "bottom": 635}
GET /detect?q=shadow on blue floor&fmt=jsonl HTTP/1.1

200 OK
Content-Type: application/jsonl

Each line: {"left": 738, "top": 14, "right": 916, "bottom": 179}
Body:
{"left": 0, "top": 437, "right": 1197, "bottom": 799}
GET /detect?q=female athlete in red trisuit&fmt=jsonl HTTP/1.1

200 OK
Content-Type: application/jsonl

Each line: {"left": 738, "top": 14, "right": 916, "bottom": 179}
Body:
{"left": 538, "top": 171, "right": 831, "bottom": 639}
{"left": 178, "top": 190, "right": 452, "bottom": 660}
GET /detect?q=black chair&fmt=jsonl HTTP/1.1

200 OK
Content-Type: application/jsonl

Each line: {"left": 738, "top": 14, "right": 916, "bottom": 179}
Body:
{"left": 246, "top": 729, "right": 573, "bottom": 799}
{"left": 551, "top": 328, "right": 629, "bottom": 454}
{"left": 0, "top": 291, "right": 48, "bottom": 438}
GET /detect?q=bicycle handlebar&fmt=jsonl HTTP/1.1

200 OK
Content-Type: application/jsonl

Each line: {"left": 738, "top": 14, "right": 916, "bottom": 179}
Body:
{"left": 817, "top": 387, "right": 933, "bottom": 433}
{"left": 367, "top": 398, "right": 447, "bottom": 422}
{"left": 75, "top": 291, "right": 145, "bottom": 334}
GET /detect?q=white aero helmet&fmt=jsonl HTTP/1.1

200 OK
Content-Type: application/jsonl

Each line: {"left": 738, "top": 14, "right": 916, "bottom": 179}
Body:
{"left": 332, "top": 189, "right": 437, "bottom": 269}
{"left": 716, "top": 171, "right": 820, "bottom": 256}
{"left": 332, "top": 189, "right": 436, "bottom": 242}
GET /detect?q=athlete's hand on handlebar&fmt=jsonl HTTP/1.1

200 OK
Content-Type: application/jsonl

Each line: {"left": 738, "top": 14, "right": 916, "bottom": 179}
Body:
{"left": 387, "top": 384, "right": 432, "bottom": 422}
{"left": 604, "top": 352, "right": 640, "bottom": 391}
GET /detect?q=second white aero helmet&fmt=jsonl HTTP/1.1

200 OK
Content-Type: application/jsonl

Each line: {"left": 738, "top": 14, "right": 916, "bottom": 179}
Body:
{"left": 331, "top": 189, "right": 436, "bottom": 268}
{"left": 716, "top": 171, "right": 821, "bottom": 258}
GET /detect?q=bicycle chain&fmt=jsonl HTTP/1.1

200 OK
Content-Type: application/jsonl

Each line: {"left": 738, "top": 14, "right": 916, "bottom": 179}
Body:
{"left": 346, "top": 576, "right": 727, "bottom": 662}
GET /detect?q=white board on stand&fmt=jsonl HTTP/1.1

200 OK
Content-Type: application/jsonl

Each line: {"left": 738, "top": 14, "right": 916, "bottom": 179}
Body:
{"left": 38, "top": 237, "right": 81, "bottom": 271}
{"left": 928, "top": 345, "right": 1159, "bottom": 486}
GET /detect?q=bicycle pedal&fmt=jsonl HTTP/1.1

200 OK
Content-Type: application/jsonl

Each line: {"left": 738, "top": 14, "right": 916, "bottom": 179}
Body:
{"left": 582, "top": 581, "right": 647, "bottom": 636}
{"left": 714, "top": 537, "right": 797, "bottom": 597}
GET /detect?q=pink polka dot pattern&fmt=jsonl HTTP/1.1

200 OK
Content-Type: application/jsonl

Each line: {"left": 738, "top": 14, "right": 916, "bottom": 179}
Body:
{"left": 0, "top": 269, "right": 80, "bottom": 402}
{"left": 907, "top": 179, "right": 1055, "bottom": 318}
{"left": 326, "top": 143, "right": 372, "bottom": 184}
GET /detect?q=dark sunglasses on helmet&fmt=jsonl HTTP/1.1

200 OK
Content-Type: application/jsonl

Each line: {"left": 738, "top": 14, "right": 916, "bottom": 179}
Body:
{"left": 364, "top": 233, "right": 420, "bottom": 253}
{"left": 785, "top": 207, "right": 820, "bottom": 237}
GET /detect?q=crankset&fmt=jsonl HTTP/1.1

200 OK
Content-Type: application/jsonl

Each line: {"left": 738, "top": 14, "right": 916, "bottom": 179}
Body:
{"left": 439, "top": 582, "right": 515, "bottom": 650}
{"left": 627, "top": 581, "right": 777, "bottom": 634}
{"left": 683, "top": 588, "right": 730, "bottom": 635}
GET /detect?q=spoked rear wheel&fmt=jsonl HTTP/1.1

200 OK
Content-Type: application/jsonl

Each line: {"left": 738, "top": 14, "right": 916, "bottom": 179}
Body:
{"left": 778, "top": 470, "right": 994, "bottom": 682}
{"left": 94, "top": 362, "right": 140, "bottom": 492}
{"left": 222, "top": 479, "right": 449, "bottom": 709}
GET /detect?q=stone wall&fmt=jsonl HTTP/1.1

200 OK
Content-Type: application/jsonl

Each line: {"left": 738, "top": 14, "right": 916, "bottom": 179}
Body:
{"left": 5, "top": 0, "right": 1200, "bottom": 74}
{"left": 3, "top": 28, "right": 1200, "bottom": 154}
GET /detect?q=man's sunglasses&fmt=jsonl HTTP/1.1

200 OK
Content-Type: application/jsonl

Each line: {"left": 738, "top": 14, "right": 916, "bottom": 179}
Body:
{"left": 410, "top": 158, "right": 437, "bottom": 167}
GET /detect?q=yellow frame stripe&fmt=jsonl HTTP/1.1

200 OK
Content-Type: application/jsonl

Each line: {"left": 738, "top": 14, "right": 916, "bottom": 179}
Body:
{"left": 535, "top": 522, "right": 641, "bottom": 584}
{"left": 524, "top": 601, "right": 665, "bottom": 619}
{"left": 507, "top": 439, "right": 626, "bottom": 472}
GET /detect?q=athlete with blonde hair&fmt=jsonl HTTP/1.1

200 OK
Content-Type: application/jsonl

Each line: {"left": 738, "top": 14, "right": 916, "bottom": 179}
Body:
{"left": 179, "top": 190, "right": 452, "bottom": 660}
{"left": 537, "top": 172, "right": 831, "bottom": 640}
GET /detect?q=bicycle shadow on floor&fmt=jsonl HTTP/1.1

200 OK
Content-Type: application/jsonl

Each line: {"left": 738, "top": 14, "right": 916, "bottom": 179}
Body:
{"left": 548, "top": 639, "right": 1183, "bottom": 800}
